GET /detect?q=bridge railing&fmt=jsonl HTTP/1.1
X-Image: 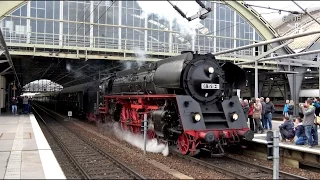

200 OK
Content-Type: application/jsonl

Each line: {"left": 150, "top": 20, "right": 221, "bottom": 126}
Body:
{"left": 2, "top": 29, "right": 264, "bottom": 58}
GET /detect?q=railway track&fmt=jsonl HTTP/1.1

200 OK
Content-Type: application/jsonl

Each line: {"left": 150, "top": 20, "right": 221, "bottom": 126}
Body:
{"left": 33, "top": 103, "right": 307, "bottom": 179}
{"left": 171, "top": 149, "right": 308, "bottom": 179}
{"left": 32, "top": 104, "right": 146, "bottom": 180}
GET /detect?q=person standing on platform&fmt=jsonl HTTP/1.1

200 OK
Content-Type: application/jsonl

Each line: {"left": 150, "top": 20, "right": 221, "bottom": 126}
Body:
{"left": 23, "top": 96, "right": 29, "bottom": 114}
{"left": 288, "top": 100, "right": 294, "bottom": 120}
{"left": 248, "top": 100, "right": 254, "bottom": 131}
{"left": 313, "top": 98, "right": 320, "bottom": 116}
{"left": 283, "top": 100, "right": 290, "bottom": 117}
{"left": 11, "top": 97, "right": 17, "bottom": 115}
{"left": 265, "top": 98, "right": 275, "bottom": 130}
{"left": 242, "top": 99, "right": 249, "bottom": 123}
{"left": 17, "top": 96, "right": 23, "bottom": 114}
{"left": 260, "top": 97, "right": 266, "bottom": 129}
{"left": 294, "top": 117, "right": 306, "bottom": 145}
{"left": 300, "top": 99, "right": 316, "bottom": 148}
{"left": 28, "top": 97, "right": 32, "bottom": 113}
{"left": 279, "top": 116, "right": 295, "bottom": 142}
{"left": 253, "top": 98, "right": 264, "bottom": 133}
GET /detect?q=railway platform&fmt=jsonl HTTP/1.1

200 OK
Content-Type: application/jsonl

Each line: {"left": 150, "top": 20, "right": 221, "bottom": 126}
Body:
{"left": 247, "top": 121, "right": 320, "bottom": 169}
{"left": 0, "top": 113, "right": 66, "bottom": 179}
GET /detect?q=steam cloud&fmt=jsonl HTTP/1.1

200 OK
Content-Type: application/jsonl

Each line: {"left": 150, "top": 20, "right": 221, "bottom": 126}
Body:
{"left": 65, "top": 63, "right": 86, "bottom": 79}
{"left": 100, "top": 122, "right": 169, "bottom": 157}
{"left": 123, "top": 46, "right": 147, "bottom": 70}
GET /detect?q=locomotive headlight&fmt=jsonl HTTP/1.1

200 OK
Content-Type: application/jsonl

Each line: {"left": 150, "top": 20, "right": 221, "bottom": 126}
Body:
{"left": 232, "top": 113, "right": 239, "bottom": 121}
{"left": 208, "top": 67, "right": 214, "bottom": 74}
{"left": 193, "top": 113, "right": 201, "bottom": 122}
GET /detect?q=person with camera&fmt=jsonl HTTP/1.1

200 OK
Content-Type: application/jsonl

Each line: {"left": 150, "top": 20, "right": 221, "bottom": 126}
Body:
{"left": 300, "top": 99, "right": 316, "bottom": 148}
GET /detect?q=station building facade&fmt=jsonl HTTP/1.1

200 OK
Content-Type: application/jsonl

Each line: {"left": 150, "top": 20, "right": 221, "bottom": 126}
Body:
{"left": 0, "top": 1, "right": 265, "bottom": 57}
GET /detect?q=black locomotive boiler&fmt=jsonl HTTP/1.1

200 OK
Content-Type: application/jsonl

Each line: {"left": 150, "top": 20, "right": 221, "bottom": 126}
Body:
{"left": 98, "top": 51, "right": 254, "bottom": 156}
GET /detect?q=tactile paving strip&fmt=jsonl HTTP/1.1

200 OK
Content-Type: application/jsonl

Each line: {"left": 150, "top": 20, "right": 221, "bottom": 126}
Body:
{"left": 11, "top": 117, "right": 24, "bottom": 151}
{"left": 4, "top": 116, "right": 25, "bottom": 179}
{"left": 4, "top": 151, "right": 22, "bottom": 179}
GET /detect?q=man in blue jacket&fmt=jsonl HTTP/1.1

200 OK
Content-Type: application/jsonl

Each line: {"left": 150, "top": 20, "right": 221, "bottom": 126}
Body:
{"left": 279, "top": 116, "right": 295, "bottom": 142}
{"left": 294, "top": 117, "right": 306, "bottom": 145}
{"left": 313, "top": 98, "right": 320, "bottom": 116}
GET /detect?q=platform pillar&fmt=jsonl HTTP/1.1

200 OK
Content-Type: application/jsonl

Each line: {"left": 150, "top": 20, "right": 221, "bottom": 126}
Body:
{"left": 286, "top": 42, "right": 320, "bottom": 115}
{"left": 247, "top": 72, "right": 254, "bottom": 98}
{"left": 286, "top": 67, "right": 305, "bottom": 116}
{"left": 258, "top": 74, "right": 266, "bottom": 98}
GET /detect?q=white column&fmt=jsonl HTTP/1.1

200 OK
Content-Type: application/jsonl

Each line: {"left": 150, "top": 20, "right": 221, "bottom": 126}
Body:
{"left": 252, "top": 28, "right": 256, "bottom": 56}
{"left": 26, "top": 1, "right": 31, "bottom": 44}
{"left": 236, "top": 89, "right": 241, "bottom": 98}
{"left": 118, "top": 1, "right": 122, "bottom": 49}
{"left": 59, "top": 1, "right": 63, "bottom": 46}
{"left": 233, "top": 11, "right": 237, "bottom": 49}
{"left": 90, "top": 1, "right": 94, "bottom": 48}
{"left": 144, "top": 13, "right": 148, "bottom": 51}
{"left": 169, "top": 20, "right": 172, "bottom": 53}
{"left": 213, "top": 2, "right": 217, "bottom": 53}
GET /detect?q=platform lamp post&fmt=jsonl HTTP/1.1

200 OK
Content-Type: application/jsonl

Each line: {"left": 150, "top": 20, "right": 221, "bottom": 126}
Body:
{"left": 141, "top": 113, "right": 148, "bottom": 155}
{"left": 266, "top": 130, "right": 280, "bottom": 179}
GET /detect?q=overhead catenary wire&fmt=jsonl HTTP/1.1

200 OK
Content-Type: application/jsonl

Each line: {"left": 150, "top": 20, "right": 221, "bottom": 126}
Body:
{"left": 291, "top": 1, "right": 320, "bottom": 26}
{"left": 244, "top": 3, "right": 303, "bottom": 15}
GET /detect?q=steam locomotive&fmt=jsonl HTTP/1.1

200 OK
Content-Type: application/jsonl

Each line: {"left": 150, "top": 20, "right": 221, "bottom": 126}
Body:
{"left": 34, "top": 51, "right": 254, "bottom": 156}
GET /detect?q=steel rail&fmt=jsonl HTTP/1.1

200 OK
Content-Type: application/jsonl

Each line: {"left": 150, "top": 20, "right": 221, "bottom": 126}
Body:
{"left": 224, "top": 156, "right": 308, "bottom": 179}
{"left": 33, "top": 103, "right": 146, "bottom": 180}
{"left": 171, "top": 148, "right": 308, "bottom": 179}
{"left": 32, "top": 107, "right": 91, "bottom": 179}
{"left": 170, "top": 149, "right": 248, "bottom": 179}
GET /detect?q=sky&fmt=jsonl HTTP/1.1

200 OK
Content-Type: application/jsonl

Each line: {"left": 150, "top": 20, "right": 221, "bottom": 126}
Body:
{"left": 245, "top": 1, "right": 320, "bottom": 20}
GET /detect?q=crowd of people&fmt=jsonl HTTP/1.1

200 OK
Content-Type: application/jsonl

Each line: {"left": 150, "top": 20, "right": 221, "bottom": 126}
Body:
{"left": 279, "top": 98, "right": 319, "bottom": 148}
{"left": 11, "top": 96, "right": 32, "bottom": 115}
{"left": 241, "top": 97, "right": 319, "bottom": 148}
{"left": 241, "top": 97, "right": 276, "bottom": 134}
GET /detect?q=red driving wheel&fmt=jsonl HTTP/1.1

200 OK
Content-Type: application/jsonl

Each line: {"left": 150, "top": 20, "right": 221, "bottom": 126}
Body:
{"left": 177, "top": 133, "right": 190, "bottom": 155}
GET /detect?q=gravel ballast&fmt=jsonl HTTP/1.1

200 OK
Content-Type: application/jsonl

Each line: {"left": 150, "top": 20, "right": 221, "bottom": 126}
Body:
{"left": 71, "top": 120, "right": 230, "bottom": 179}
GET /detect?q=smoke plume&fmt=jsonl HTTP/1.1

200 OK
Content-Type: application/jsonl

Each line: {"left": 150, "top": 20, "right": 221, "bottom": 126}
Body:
{"left": 122, "top": 46, "right": 147, "bottom": 70}
{"left": 100, "top": 122, "right": 169, "bottom": 156}
{"left": 65, "top": 63, "right": 85, "bottom": 79}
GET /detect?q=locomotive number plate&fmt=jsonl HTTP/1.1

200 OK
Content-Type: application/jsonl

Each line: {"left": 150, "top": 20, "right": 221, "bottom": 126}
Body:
{"left": 201, "top": 83, "right": 220, "bottom": 89}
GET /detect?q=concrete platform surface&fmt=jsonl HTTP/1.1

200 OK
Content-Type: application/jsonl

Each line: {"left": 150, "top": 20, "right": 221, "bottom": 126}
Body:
{"left": 0, "top": 114, "right": 66, "bottom": 179}
{"left": 251, "top": 120, "right": 320, "bottom": 155}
